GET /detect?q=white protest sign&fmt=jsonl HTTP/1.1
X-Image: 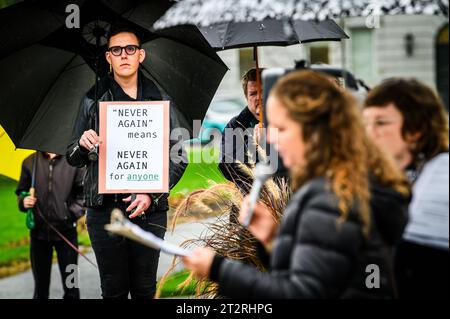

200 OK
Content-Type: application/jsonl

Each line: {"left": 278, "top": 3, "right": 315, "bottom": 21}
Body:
{"left": 98, "top": 101, "right": 169, "bottom": 194}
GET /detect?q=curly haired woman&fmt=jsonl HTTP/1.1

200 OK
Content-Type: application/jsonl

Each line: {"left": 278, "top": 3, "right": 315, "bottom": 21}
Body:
{"left": 182, "top": 70, "right": 410, "bottom": 299}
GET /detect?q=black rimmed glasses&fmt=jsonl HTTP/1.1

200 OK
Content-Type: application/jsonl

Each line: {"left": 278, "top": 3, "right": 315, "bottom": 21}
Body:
{"left": 107, "top": 45, "right": 141, "bottom": 56}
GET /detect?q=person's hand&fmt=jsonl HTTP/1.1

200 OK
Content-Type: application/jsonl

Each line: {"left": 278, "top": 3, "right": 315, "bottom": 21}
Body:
{"left": 239, "top": 196, "right": 277, "bottom": 250}
{"left": 23, "top": 196, "right": 37, "bottom": 209}
{"left": 182, "top": 247, "right": 215, "bottom": 280}
{"left": 123, "top": 194, "right": 152, "bottom": 218}
{"left": 79, "top": 129, "right": 101, "bottom": 151}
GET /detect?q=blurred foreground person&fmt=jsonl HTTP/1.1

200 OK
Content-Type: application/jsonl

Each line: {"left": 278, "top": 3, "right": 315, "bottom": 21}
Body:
{"left": 183, "top": 70, "right": 410, "bottom": 299}
{"left": 16, "top": 152, "right": 85, "bottom": 299}
{"left": 364, "top": 78, "right": 449, "bottom": 299}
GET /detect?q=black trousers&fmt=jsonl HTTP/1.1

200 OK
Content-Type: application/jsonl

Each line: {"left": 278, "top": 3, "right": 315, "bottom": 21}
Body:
{"left": 30, "top": 232, "right": 80, "bottom": 299}
{"left": 86, "top": 201, "right": 167, "bottom": 299}
{"left": 395, "top": 240, "right": 449, "bottom": 299}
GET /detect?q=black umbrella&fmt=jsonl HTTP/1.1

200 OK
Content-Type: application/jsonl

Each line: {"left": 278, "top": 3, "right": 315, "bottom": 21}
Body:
{"left": 0, "top": 0, "right": 227, "bottom": 154}
{"left": 155, "top": 6, "right": 347, "bottom": 125}
{"left": 198, "top": 18, "right": 347, "bottom": 50}
{"left": 200, "top": 19, "right": 347, "bottom": 124}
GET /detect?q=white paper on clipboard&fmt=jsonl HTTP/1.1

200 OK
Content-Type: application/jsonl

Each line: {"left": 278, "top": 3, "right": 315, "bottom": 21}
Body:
{"left": 105, "top": 209, "right": 191, "bottom": 257}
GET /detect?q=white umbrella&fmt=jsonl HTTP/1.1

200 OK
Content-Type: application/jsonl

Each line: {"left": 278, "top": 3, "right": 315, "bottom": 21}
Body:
{"left": 154, "top": 0, "right": 448, "bottom": 105}
{"left": 154, "top": 0, "right": 448, "bottom": 29}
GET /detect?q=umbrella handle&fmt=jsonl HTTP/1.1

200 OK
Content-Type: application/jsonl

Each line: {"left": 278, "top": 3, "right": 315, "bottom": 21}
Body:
{"left": 29, "top": 187, "right": 35, "bottom": 198}
{"left": 31, "top": 152, "right": 37, "bottom": 189}
{"left": 254, "top": 46, "right": 264, "bottom": 129}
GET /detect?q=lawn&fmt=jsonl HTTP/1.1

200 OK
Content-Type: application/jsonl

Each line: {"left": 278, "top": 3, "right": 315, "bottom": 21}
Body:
{"left": 170, "top": 144, "right": 227, "bottom": 196}
{"left": 157, "top": 270, "right": 198, "bottom": 298}
{"left": 0, "top": 145, "right": 227, "bottom": 273}
{"left": 0, "top": 174, "right": 30, "bottom": 266}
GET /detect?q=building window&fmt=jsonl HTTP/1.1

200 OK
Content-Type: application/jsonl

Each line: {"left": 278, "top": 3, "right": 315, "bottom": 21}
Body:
{"left": 350, "top": 28, "right": 374, "bottom": 84}
{"left": 239, "top": 48, "right": 255, "bottom": 79}
{"left": 310, "top": 44, "right": 330, "bottom": 64}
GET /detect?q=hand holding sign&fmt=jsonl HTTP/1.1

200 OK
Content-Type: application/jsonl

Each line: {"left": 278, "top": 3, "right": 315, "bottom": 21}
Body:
{"left": 79, "top": 129, "right": 101, "bottom": 151}
{"left": 123, "top": 194, "right": 152, "bottom": 218}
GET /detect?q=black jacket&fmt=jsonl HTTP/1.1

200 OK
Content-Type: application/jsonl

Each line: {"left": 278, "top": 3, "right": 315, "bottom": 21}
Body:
{"left": 210, "top": 177, "right": 409, "bottom": 298}
{"left": 16, "top": 152, "right": 85, "bottom": 241}
{"left": 219, "top": 107, "right": 259, "bottom": 194}
{"left": 66, "top": 73, "right": 187, "bottom": 209}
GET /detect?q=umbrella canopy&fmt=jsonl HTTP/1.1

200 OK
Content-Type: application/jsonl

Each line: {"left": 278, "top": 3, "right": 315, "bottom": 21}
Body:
{"left": 198, "top": 18, "right": 348, "bottom": 50}
{"left": 195, "top": 18, "right": 347, "bottom": 125}
{"left": 154, "top": 0, "right": 449, "bottom": 28}
{"left": 154, "top": 1, "right": 348, "bottom": 126}
{"left": 0, "top": 0, "right": 227, "bottom": 155}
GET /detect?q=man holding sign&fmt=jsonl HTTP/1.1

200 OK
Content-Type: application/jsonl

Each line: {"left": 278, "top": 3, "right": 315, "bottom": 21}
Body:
{"left": 66, "top": 25, "right": 187, "bottom": 299}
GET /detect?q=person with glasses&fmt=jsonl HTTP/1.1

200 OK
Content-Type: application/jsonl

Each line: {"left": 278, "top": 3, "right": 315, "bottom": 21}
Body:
{"left": 363, "top": 78, "right": 449, "bottom": 299}
{"left": 66, "top": 24, "right": 187, "bottom": 299}
{"left": 108, "top": 44, "right": 141, "bottom": 57}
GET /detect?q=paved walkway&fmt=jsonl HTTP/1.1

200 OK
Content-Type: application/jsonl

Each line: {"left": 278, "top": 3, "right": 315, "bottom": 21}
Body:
{"left": 0, "top": 218, "right": 216, "bottom": 299}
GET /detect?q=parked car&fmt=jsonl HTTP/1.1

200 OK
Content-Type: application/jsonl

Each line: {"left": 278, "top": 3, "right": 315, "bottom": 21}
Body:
{"left": 196, "top": 97, "right": 246, "bottom": 144}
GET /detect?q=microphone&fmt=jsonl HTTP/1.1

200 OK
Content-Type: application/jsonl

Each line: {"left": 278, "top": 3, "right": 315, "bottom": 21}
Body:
{"left": 242, "top": 161, "right": 276, "bottom": 228}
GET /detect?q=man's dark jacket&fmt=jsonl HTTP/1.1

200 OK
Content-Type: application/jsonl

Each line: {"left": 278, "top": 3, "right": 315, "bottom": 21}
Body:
{"left": 66, "top": 72, "right": 187, "bottom": 209}
{"left": 16, "top": 152, "right": 85, "bottom": 241}
{"left": 219, "top": 107, "right": 259, "bottom": 194}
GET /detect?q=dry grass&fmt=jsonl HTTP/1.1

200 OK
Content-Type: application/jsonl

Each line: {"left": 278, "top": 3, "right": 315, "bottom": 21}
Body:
{"left": 157, "top": 160, "right": 291, "bottom": 299}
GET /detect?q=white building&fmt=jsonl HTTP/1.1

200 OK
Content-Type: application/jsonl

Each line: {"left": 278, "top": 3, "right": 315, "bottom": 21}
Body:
{"left": 215, "top": 15, "right": 449, "bottom": 109}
